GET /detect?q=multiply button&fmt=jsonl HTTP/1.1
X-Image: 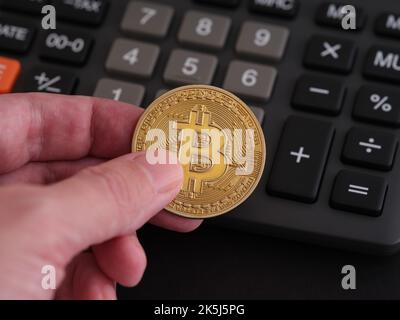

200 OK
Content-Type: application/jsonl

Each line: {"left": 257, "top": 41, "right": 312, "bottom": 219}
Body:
{"left": 342, "top": 128, "right": 397, "bottom": 171}
{"left": 353, "top": 85, "right": 400, "bottom": 128}
{"left": 364, "top": 46, "right": 400, "bottom": 83}
{"left": 330, "top": 170, "right": 387, "bottom": 217}
{"left": 267, "top": 116, "right": 335, "bottom": 203}
{"left": 304, "top": 35, "right": 356, "bottom": 74}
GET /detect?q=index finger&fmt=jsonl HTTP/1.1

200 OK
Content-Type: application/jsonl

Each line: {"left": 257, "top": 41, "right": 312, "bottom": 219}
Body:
{"left": 0, "top": 93, "right": 143, "bottom": 173}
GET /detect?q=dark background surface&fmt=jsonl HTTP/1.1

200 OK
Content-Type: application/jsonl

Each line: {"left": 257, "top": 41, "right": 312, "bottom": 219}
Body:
{"left": 118, "top": 223, "right": 400, "bottom": 300}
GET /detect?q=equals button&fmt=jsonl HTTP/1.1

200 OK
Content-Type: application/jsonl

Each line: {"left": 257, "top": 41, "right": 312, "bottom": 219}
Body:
{"left": 292, "top": 74, "right": 346, "bottom": 115}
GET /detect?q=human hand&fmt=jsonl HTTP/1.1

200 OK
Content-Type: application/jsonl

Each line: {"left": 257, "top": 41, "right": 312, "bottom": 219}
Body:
{"left": 0, "top": 93, "right": 202, "bottom": 300}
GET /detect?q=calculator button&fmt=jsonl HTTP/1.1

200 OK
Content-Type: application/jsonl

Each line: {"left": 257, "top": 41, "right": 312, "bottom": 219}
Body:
{"left": 163, "top": 49, "right": 218, "bottom": 86}
{"left": 0, "top": 0, "right": 48, "bottom": 14}
{"left": 121, "top": 1, "right": 174, "bottom": 39}
{"left": 236, "top": 21, "right": 290, "bottom": 62}
{"left": 375, "top": 12, "right": 400, "bottom": 39}
{"left": 292, "top": 74, "right": 346, "bottom": 116}
{"left": 0, "top": 17, "right": 36, "bottom": 53}
{"left": 195, "top": 0, "right": 240, "bottom": 8}
{"left": 342, "top": 128, "right": 397, "bottom": 171}
{"left": 0, "top": 56, "right": 21, "bottom": 94}
{"left": 363, "top": 46, "right": 400, "bottom": 84}
{"left": 267, "top": 116, "right": 335, "bottom": 203}
{"left": 353, "top": 85, "right": 400, "bottom": 128}
{"left": 330, "top": 170, "right": 387, "bottom": 217}
{"left": 106, "top": 39, "right": 160, "bottom": 79}
{"left": 155, "top": 89, "right": 169, "bottom": 99}
{"left": 93, "top": 78, "right": 145, "bottom": 106}
{"left": 223, "top": 60, "right": 277, "bottom": 102}
{"left": 315, "top": 2, "right": 366, "bottom": 31}
{"left": 304, "top": 35, "right": 356, "bottom": 74}
{"left": 53, "top": 0, "right": 108, "bottom": 26}
{"left": 249, "top": 0, "right": 299, "bottom": 19}
{"left": 178, "top": 10, "right": 231, "bottom": 50}
{"left": 249, "top": 106, "right": 265, "bottom": 124}
{"left": 39, "top": 30, "right": 93, "bottom": 65}
{"left": 23, "top": 67, "right": 77, "bottom": 94}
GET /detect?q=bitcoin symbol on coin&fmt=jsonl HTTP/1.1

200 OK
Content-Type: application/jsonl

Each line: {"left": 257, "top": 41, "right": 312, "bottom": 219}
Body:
{"left": 132, "top": 85, "right": 266, "bottom": 219}
{"left": 176, "top": 105, "right": 227, "bottom": 198}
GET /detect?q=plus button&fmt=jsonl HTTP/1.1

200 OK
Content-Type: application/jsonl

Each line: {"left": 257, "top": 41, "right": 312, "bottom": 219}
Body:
{"left": 290, "top": 146, "right": 311, "bottom": 163}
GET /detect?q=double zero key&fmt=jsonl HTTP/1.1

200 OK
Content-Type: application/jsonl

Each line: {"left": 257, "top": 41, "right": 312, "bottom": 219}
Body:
{"left": 267, "top": 116, "right": 335, "bottom": 203}
{"left": 39, "top": 29, "right": 93, "bottom": 65}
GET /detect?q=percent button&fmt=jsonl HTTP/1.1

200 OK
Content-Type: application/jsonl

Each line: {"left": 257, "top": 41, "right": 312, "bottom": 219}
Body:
{"left": 353, "top": 85, "right": 400, "bottom": 128}
{"left": 370, "top": 94, "right": 392, "bottom": 112}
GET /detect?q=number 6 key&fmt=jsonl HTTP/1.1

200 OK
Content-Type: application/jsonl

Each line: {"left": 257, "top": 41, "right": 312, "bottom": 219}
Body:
{"left": 223, "top": 60, "right": 277, "bottom": 102}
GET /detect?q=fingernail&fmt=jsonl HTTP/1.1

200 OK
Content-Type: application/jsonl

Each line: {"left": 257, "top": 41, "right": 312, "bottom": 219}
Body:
{"left": 135, "top": 151, "right": 183, "bottom": 194}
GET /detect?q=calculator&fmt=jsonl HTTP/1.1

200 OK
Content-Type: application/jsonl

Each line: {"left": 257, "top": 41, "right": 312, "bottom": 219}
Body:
{"left": 1, "top": 0, "right": 400, "bottom": 254}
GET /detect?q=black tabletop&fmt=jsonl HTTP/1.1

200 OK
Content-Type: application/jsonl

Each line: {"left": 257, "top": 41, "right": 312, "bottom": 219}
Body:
{"left": 117, "top": 223, "right": 400, "bottom": 300}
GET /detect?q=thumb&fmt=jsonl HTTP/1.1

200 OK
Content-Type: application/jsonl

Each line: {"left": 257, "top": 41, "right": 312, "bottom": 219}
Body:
{"left": 40, "top": 151, "right": 182, "bottom": 260}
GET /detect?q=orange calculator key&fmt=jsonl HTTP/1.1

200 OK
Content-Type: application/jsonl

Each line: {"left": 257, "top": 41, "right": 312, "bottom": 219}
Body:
{"left": 0, "top": 57, "right": 21, "bottom": 94}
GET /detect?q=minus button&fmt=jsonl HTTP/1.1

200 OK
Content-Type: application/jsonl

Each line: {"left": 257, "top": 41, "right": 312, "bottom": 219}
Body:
{"left": 309, "top": 87, "right": 330, "bottom": 95}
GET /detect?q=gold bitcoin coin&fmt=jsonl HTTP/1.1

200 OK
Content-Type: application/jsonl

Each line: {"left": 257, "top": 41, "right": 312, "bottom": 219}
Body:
{"left": 132, "top": 85, "right": 266, "bottom": 219}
